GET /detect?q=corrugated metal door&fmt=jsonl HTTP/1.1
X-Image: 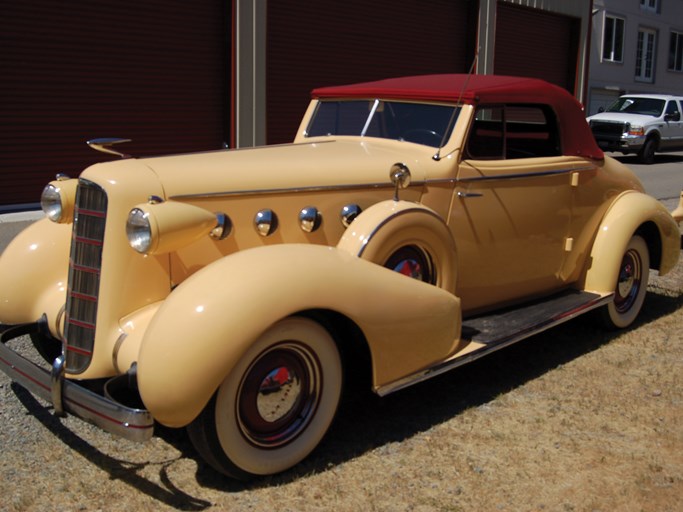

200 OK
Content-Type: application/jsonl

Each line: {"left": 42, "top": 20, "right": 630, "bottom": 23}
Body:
{"left": 0, "top": 1, "right": 228, "bottom": 206}
{"left": 266, "top": 0, "right": 476, "bottom": 144}
{"left": 494, "top": 3, "right": 579, "bottom": 94}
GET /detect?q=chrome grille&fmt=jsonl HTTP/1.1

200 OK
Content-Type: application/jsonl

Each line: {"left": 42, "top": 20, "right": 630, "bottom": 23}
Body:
{"left": 64, "top": 179, "right": 107, "bottom": 373}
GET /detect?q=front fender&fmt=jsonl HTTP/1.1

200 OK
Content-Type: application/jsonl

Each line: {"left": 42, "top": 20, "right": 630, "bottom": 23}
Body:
{"left": 0, "top": 218, "right": 70, "bottom": 336}
{"left": 137, "top": 244, "right": 460, "bottom": 427}
{"left": 582, "top": 191, "right": 680, "bottom": 293}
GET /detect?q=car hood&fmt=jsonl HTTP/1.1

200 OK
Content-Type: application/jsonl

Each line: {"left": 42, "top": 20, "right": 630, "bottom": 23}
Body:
{"left": 587, "top": 111, "right": 657, "bottom": 125}
{"left": 135, "top": 139, "right": 429, "bottom": 199}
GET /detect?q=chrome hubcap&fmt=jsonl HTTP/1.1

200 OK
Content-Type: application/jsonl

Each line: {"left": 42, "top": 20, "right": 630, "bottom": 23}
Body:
{"left": 237, "top": 343, "right": 321, "bottom": 448}
{"left": 256, "top": 366, "right": 302, "bottom": 422}
{"left": 385, "top": 245, "right": 434, "bottom": 284}
{"left": 615, "top": 249, "right": 641, "bottom": 313}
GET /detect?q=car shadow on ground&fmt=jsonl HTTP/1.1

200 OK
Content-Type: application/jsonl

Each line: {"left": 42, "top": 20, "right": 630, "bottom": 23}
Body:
{"left": 10, "top": 290, "right": 683, "bottom": 507}
{"left": 612, "top": 153, "right": 683, "bottom": 165}
{"left": 11, "top": 383, "right": 217, "bottom": 510}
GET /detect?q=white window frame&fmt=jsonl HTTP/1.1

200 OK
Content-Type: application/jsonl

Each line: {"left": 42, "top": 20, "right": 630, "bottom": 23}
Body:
{"left": 635, "top": 28, "right": 657, "bottom": 82}
{"left": 669, "top": 30, "right": 683, "bottom": 72}
{"left": 602, "top": 14, "right": 625, "bottom": 63}
{"left": 640, "top": 0, "right": 659, "bottom": 13}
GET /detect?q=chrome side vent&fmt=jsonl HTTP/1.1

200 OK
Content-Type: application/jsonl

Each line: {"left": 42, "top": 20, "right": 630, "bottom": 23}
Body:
{"left": 64, "top": 179, "right": 107, "bottom": 373}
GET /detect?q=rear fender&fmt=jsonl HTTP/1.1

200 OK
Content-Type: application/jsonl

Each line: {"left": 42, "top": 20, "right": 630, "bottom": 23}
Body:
{"left": 0, "top": 218, "right": 70, "bottom": 336}
{"left": 136, "top": 244, "right": 460, "bottom": 427}
{"left": 581, "top": 191, "right": 680, "bottom": 293}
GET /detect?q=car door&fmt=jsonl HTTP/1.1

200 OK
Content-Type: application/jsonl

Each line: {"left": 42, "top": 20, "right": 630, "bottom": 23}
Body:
{"left": 662, "top": 99, "right": 683, "bottom": 150}
{"left": 450, "top": 104, "right": 574, "bottom": 314}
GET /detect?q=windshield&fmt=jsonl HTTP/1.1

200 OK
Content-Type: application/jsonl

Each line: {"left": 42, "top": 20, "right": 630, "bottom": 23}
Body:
{"left": 306, "top": 100, "right": 459, "bottom": 148}
{"left": 606, "top": 97, "right": 666, "bottom": 117}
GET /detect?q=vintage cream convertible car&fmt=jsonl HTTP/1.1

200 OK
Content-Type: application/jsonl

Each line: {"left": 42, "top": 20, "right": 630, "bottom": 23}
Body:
{"left": 1, "top": 74, "right": 682, "bottom": 480}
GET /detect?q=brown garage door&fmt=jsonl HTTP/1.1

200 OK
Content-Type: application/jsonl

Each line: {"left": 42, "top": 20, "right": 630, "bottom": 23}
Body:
{"left": 266, "top": 0, "right": 476, "bottom": 144}
{"left": 0, "top": 2, "right": 228, "bottom": 207}
{"left": 494, "top": 3, "right": 580, "bottom": 94}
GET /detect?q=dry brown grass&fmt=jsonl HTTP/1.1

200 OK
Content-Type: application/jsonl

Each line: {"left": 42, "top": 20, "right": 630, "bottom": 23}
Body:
{"left": 1, "top": 257, "right": 682, "bottom": 512}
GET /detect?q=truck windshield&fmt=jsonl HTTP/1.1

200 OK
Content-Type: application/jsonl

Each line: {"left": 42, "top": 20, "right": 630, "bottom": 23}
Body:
{"left": 306, "top": 100, "right": 459, "bottom": 148}
{"left": 606, "top": 97, "right": 665, "bottom": 117}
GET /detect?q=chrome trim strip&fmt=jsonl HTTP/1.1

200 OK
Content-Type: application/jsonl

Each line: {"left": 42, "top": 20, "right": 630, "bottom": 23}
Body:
{"left": 170, "top": 181, "right": 399, "bottom": 200}
{"left": 376, "top": 291, "right": 613, "bottom": 397}
{"left": 356, "top": 207, "right": 445, "bottom": 258}
{"left": 0, "top": 324, "right": 154, "bottom": 442}
{"left": 457, "top": 166, "right": 595, "bottom": 183}
{"left": 169, "top": 165, "right": 594, "bottom": 201}
{"left": 112, "top": 332, "right": 127, "bottom": 374}
{"left": 457, "top": 191, "right": 483, "bottom": 198}
{"left": 51, "top": 354, "right": 66, "bottom": 416}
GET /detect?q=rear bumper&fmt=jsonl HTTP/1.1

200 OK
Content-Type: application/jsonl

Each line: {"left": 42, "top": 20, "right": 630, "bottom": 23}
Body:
{"left": 0, "top": 323, "right": 153, "bottom": 442}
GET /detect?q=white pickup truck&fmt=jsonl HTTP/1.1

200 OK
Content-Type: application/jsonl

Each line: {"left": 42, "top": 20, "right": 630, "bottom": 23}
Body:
{"left": 587, "top": 94, "right": 683, "bottom": 164}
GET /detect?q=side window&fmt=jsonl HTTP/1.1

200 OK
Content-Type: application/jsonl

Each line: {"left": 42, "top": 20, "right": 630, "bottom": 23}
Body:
{"left": 467, "top": 106, "right": 504, "bottom": 159}
{"left": 665, "top": 100, "right": 681, "bottom": 119}
{"left": 466, "top": 104, "right": 561, "bottom": 160}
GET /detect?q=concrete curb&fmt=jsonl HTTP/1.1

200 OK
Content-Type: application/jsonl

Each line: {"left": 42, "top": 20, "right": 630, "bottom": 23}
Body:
{"left": 0, "top": 211, "right": 44, "bottom": 224}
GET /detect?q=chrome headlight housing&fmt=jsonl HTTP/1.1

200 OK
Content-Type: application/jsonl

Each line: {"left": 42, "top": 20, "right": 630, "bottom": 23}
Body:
{"left": 126, "top": 208, "right": 153, "bottom": 253}
{"left": 126, "top": 200, "right": 230, "bottom": 255}
{"left": 41, "top": 176, "right": 78, "bottom": 223}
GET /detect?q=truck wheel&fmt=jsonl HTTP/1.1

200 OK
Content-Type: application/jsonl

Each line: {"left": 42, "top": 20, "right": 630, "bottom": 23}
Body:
{"left": 600, "top": 235, "right": 649, "bottom": 329}
{"left": 637, "top": 138, "right": 657, "bottom": 164}
{"left": 187, "top": 316, "right": 342, "bottom": 480}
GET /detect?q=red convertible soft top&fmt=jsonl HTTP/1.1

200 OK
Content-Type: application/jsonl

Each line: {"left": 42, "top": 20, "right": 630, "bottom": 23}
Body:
{"left": 312, "top": 74, "right": 603, "bottom": 160}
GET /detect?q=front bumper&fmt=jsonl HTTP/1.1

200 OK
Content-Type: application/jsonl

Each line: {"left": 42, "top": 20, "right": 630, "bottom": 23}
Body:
{"left": 594, "top": 134, "right": 646, "bottom": 153}
{"left": 0, "top": 323, "right": 153, "bottom": 442}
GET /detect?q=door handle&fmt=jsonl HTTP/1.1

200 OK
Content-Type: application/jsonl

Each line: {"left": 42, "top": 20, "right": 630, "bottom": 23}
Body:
{"left": 457, "top": 191, "right": 483, "bottom": 198}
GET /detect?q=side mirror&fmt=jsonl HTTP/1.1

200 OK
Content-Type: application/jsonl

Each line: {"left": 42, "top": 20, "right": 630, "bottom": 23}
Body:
{"left": 665, "top": 112, "right": 681, "bottom": 122}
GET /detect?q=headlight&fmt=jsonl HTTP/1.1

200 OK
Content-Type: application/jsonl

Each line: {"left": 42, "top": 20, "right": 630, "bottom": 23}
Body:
{"left": 126, "top": 200, "right": 228, "bottom": 255}
{"left": 126, "top": 208, "right": 153, "bottom": 253}
{"left": 628, "top": 125, "right": 645, "bottom": 136}
{"left": 41, "top": 176, "right": 78, "bottom": 223}
{"left": 41, "top": 184, "right": 63, "bottom": 221}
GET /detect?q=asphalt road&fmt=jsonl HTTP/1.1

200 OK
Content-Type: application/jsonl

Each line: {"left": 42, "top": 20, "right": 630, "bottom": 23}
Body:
{"left": 0, "top": 215, "right": 39, "bottom": 253}
{"left": 612, "top": 151, "right": 683, "bottom": 201}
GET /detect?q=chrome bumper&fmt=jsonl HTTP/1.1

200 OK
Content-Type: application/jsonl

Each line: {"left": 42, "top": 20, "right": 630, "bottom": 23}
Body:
{"left": 0, "top": 323, "right": 154, "bottom": 442}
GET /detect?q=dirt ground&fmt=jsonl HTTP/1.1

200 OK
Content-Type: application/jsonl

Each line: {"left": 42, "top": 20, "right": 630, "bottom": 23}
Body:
{"left": 1, "top": 253, "right": 682, "bottom": 512}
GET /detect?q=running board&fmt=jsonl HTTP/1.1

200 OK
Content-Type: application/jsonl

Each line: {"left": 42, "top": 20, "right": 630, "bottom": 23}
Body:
{"left": 462, "top": 289, "right": 610, "bottom": 345}
{"left": 377, "top": 290, "right": 613, "bottom": 396}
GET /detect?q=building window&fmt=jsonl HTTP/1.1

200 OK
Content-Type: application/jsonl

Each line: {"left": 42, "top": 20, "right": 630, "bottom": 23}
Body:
{"left": 640, "top": 0, "right": 659, "bottom": 13}
{"left": 603, "top": 15, "right": 625, "bottom": 62}
{"left": 670, "top": 31, "right": 683, "bottom": 71}
{"left": 636, "top": 28, "right": 657, "bottom": 82}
